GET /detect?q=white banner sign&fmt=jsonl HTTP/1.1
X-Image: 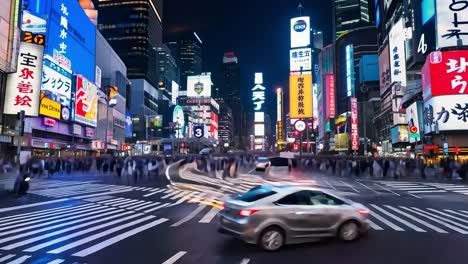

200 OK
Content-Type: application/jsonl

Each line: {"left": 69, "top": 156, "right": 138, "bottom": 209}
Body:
{"left": 436, "top": 0, "right": 468, "bottom": 49}
{"left": 187, "top": 74, "right": 212, "bottom": 98}
{"left": 171, "top": 81, "right": 179, "bottom": 105}
{"left": 389, "top": 19, "right": 407, "bottom": 87}
{"left": 423, "top": 95, "right": 468, "bottom": 134}
{"left": 41, "top": 56, "right": 72, "bottom": 108}
{"left": 4, "top": 42, "right": 44, "bottom": 116}
{"left": 290, "top": 48, "right": 312, "bottom": 71}
{"left": 291, "top": 16, "right": 310, "bottom": 48}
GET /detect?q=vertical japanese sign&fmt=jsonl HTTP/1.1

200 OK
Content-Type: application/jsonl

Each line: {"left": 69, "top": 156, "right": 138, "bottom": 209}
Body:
{"left": 289, "top": 73, "right": 313, "bottom": 118}
{"left": 345, "top": 45, "right": 355, "bottom": 97}
{"left": 4, "top": 41, "right": 44, "bottom": 116}
{"left": 423, "top": 95, "right": 468, "bottom": 133}
{"left": 436, "top": 0, "right": 468, "bottom": 49}
{"left": 350, "top": 97, "right": 359, "bottom": 151}
{"left": 379, "top": 45, "right": 391, "bottom": 95}
{"left": 389, "top": 19, "right": 407, "bottom": 87}
{"left": 290, "top": 48, "right": 312, "bottom": 71}
{"left": 253, "top": 73, "right": 266, "bottom": 137}
{"left": 74, "top": 75, "right": 98, "bottom": 127}
{"left": 326, "top": 74, "right": 336, "bottom": 118}
{"left": 422, "top": 50, "right": 468, "bottom": 101}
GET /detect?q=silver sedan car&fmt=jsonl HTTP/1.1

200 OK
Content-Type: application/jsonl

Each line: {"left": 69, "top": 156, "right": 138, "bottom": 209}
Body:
{"left": 217, "top": 185, "right": 370, "bottom": 251}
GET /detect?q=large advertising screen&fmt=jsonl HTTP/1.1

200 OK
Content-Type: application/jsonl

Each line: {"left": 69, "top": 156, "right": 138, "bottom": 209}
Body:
{"left": 421, "top": 50, "right": 468, "bottom": 101}
{"left": 187, "top": 75, "right": 212, "bottom": 98}
{"left": 379, "top": 45, "right": 391, "bottom": 95}
{"left": 289, "top": 73, "right": 312, "bottom": 118}
{"left": 350, "top": 98, "right": 359, "bottom": 151}
{"left": 423, "top": 94, "right": 468, "bottom": 134}
{"left": 326, "top": 74, "right": 336, "bottom": 118}
{"left": 290, "top": 48, "right": 312, "bottom": 71}
{"left": 291, "top": 16, "right": 310, "bottom": 48}
{"left": 389, "top": 19, "right": 407, "bottom": 87}
{"left": 74, "top": 75, "right": 98, "bottom": 127}
{"left": 171, "top": 81, "right": 179, "bottom": 105}
{"left": 345, "top": 45, "right": 355, "bottom": 97}
{"left": 4, "top": 42, "right": 44, "bottom": 116}
{"left": 25, "top": 0, "right": 96, "bottom": 82}
{"left": 436, "top": 0, "right": 468, "bottom": 49}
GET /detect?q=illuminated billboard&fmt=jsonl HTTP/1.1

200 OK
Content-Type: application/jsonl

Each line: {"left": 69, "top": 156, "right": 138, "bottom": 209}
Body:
{"left": 379, "top": 45, "right": 391, "bottom": 94}
{"left": 423, "top": 95, "right": 468, "bottom": 134}
{"left": 252, "top": 73, "right": 266, "bottom": 111}
{"left": 406, "top": 102, "right": 422, "bottom": 143}
{"left": 255, "top": 124, "right": 265, "bottom": 137}
{"left": 187, "top": 74, "right": 212, "bottom": 98}
{"left": 289, "top": 73, "right": 312, "bottom": 118}
{"left": 171, "top": 81, "right": 179, "bottom": 105}
{"left": 389, "top": 19, "right": 407, "bottom": 87}
{"left": 74, "top": 75, "right": 98, "bottom": 127}
{"left": 436, "top": 0, "right": 468, "bottom": 49}
{"left": 345, "top": 45, "right": 354, "bottom": 97}
{"left": 277, "top": 88, "right": 283, "bottom": 122}
{"left": 291, "top": 16, "right": 310, "bottom": 48}
{"left": 350, "top": 98, "right": 359, "bottom": 151}
{"left": 41, "top": 55, "right": 72, "bottom": 109}
{"left": 173, "top": 105, "right": 185, "bottom": 139}
{"left": 290, "top": 48, "right": 312, "bottom": 71}
{"left": 326, "top": 74, "right": 336, "bottom": 118}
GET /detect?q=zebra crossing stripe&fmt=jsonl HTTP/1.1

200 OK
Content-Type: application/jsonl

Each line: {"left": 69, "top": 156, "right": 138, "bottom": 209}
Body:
{"left": 161, "top": 191, "right": 182, "bottom": 199}
{"left": 126, "top": 201, "right": 152, "bottom": 210}
{"left": 119, "top": 201, "right": 147, "bottom": 209}
{"left": 444, "top": 209, "right": 468, "bottom": 219}
{"left": 6, "top": 255, "right": 31, "bottom": 264}
{"left": 46, "top": 259, "right": 65, "bottom": 264}
{"left": 0, "top": 254, "right": 16, "bottom": 262}
{"left": 1, "top": 210, "right": 132, "bottom": 250}
{"left": 107, "top": 199, "right": 137, "bottom": 207}
{"left": 102, "top": 198, "right": 127, "bottom": 205}
{"left": 143, "top": 189, "right": 165, "bottom": 197}
{"left": 369, "top": 211, "right": 404, "bottom": 231}
{"left": 162, "top": 251, "right": 187, "bottom": 264}
{"left": 370, "top": 205, "right": 426, "bottom": 232}
{"left": 366, "top": 219, "right": 383, "bottom": 230}
{"left": 47, "top": 215, "right": 157, "bottom": 254}
{"left": 71, "top": 188, "right": 134, "bottom": 199}
{"left": 23, "top": 213, "right": 146, "bottom": 252}
{"left": 399, "top": 207, "right": 468, "bottom": 234}
{"left": 0, "top": 199, "right": 69, "bottom": 213}
{"left": 0, "top": 209, "right": 128, "bottom": 247}
{"left": 163, "top": 189, "right": 173, "bottom": 194}
{"left": 132, "top": 202, "right": 161, "bottom": 211}
{"left": 384, "top": 206, "right": 447, "bottom": 233}
{"left": 411, "top": 207, "right": 468, "bottom": 231}
{"left": 170, "top": 191, "right": 189, "bottom": 200}
{"left": 171, "top": 204, "right": 207, "bottom": 227}
{"left": 427, "top": 209, "right": 468, "bottom": 224}
{"left": 143, "top": 203, "right": 171, "bottom": 213}
{"left": 408, "top": 190, "right": 447, "bottom": 194}
{"left": 0, "top": 204, "right": 75, "bottom": 223}
{"left": 72, "top": 218, "right": 169, "bottom": 257}
{"left": 199, "top": 207, "right": 220, "bottom": 223}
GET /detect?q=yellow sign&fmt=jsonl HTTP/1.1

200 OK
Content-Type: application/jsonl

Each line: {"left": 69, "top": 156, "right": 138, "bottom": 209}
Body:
{"left": 334, "top": 133, "right": 349, "bottom": 152}
{"left": 109, "top": 86, "right": 118, "bottom": 99}
{"left": 289, "top": 73, "right": 312, "bottom": 118}
{"left": 39, "top": 97, "right": 61, "bottom": 119}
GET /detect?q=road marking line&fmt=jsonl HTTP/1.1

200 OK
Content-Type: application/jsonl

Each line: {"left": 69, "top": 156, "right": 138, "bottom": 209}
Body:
{"left": 133, "top": 202, "right": 161, "bottom": 211}
{"left": 171, "top": 205, "right": 207, "bottom": 227}
{"left": 46, "top": 260, "right": 64, "bottom": 264}
{"left": 240, "top": 258, "right": 250, "bottom": 264}
{"left": 4, "top": 255, "right": 29, "bottom": 264}
{"left": 385, "top": 205, "right": 447, "bottom": 233}
{"left": 0, "top": 210, "right": 130, "bottom": 249}
{"left": 143, "top": 189, "right": 165, "bottom": 197}
{"left": 23, "top": 213, "right": 144, "bottom": 252}
{"left": 408, "top": 193, "right": 422, "bottom": 199}
{"left": 110, "top": 200, "right": 138, "bottom": 207}
{"left": 0, "top": 254, "right": 16, "bottom": 262}
{"left": 143, "top": 203, "right": 171, "bottom": 213}
{"left": 323, "top": 180, "right": 336, "bottom": 190}
{"left": 72, "top": 218, "right": 168, "bottom": 257}
{"left": 408, "top": 190, "right": 447, "bottom": 194}
{"left": 163, "top": 189, "right": 173, "bottom": 194}
{"left": 399, "top": 207, "right": 468, "bottom": 234}
{"left": 355, "top": 181, "right": 378, "bottom": 193}
{"left": 0, "top": 204, "right": 78, "bottom": 223}
{"left": 119, "top": 200, "right": 147, "bottom": 208}
{"left": 46, "top": 215, "right": 156, "bottom": 254}
{"left": 370, "top": 204, "right": 425, "bottom": 232}
{"left": 70, "top": 188, "right": 134, "bottom": 199}
{"left": 199, "top": 207, "right": 220, "bottom": 223}
{"left": 162, "top": 191, "right": 182, "bottom": 199}
{"left": 444, "top": 210, "right": 468, "bottom": 219}
{"left": 374, "top": 184, "right": 400, "bottom": 196}
{"left": 162, "top": 251, "right": 187, "bottom": 264}
{"left": 102, "top": 198, "right": 130, "bottom": 205}
{"left": 126, "top": 201, "right": 152, "bottom": 210}
{"left": 188, "top": 193, "right": 206, "bottom": 203}
{"left": 369, "top": 211, "right": 404, "bottom": 231}
{"left": 427, "top": 209, "right": 468, "bottom": 224}
{"left": 170, "top": 191, "right": 189, "bottom": 200}
{"left": 366, "top": 219, "right": 383, "bottom": 230}
{"left": 0, "top": 199, "right": 69, "bottom": 213}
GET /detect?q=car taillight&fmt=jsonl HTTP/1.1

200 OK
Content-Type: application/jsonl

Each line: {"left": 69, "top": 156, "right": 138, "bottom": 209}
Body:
{"left": 357, "top": 209, "right": 369, "bottom": 216}
{"left": 213, "top": 201, "right": 224, "bottom": 209}
{"left": 239, "top": 209, "right": 259, "bottom": 217}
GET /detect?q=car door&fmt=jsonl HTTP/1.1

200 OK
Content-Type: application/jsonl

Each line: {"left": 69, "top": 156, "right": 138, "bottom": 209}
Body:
{"left": 302, "top": 191, "right": 343, "bottom": 233}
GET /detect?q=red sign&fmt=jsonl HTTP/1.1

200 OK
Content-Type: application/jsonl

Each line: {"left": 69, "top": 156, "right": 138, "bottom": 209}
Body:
{"left": 85, "top": 127, "right": 95, "bottom": 138}
{"left": 43, "top": 117, "right": 56, "bottom": 127}
{"left": 326, "top": 74, "right": 336, "bottom": 118}
{"left": 422, "top": 50, "right": 468, "bottom": 101}
{"left": 409, "top": 126, "right": 418, "bottom": 133}
{"left": 350, "top": 97, "right": 359, "bottom": 151}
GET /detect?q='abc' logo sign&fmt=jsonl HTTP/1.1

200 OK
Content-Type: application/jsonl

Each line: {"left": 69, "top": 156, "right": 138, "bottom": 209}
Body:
{"left": 294, "top": 20, "right": 307, "bottom": 32}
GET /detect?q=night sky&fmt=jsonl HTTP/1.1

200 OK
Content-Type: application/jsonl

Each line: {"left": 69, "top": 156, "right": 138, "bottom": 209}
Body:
{"left": 164, "top": 0, "right": 333, "bottom": 119}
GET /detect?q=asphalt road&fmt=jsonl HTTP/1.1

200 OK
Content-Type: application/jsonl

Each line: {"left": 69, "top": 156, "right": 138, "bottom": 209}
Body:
{"left": 0, "top": 162, "right": 467, "bottom": 264}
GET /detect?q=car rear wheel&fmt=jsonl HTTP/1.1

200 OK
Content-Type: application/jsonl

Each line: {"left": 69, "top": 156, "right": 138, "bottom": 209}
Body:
{"left": 338, "top": 221, "right": 359, "bottom": 242}
{"left": 259, "top": 227, "right": 284, "bottom": 251}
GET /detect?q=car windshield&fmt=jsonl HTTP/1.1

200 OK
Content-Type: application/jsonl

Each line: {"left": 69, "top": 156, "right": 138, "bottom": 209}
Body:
{"left": 236, "top": 186, "right": 277, "bottom": 202}
{"left": 269, "top": 157, "right": 289, "bottom": 166}
{"left": 257, "top": 157, "right": 269, "bottom": 162}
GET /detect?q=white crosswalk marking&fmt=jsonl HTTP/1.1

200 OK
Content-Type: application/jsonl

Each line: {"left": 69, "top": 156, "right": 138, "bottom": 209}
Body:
{"left": 143, "top": 189, "right": 165, "bottom": 197}
{"left": 72, "top": 218, "right": 168, "bottom": 257}
{"left": 340, "top": 181, "right": 359, "bottom": 193}
{"left": 370, "top": 205, "right": 426, "bottom": 232}
{"left": 370, "top": 210, "right": 405, "bottom": 231}
{"left": 408, "top": 190, "right": 447, "bottom": 193}
{"left": 119, "top": 200, "right": 147, "bottom": 208}
{"left": 102, "top": 198, "right": 127, "bottom": 205}
{"left": 143, "top": 203, "right": 171, "bottom": 213}
{"left": 170, "top": 191, "right": 190, "bottom": 200}
{"left": 5, "top": 255, "right": 30, "bottom": 264}
{"left": 109, "top": 199, "right": 138, "bottom": 207}
{"left": 199, "top": 207, "right": 220, "bottom": 223}
{"left": 162, "top": 191, "right": 182, "bottom": 199}
{"left": 134, "top": 202, "right": 161, "bottom": 211}
{"left": 399, "top": 207, "right": 468, "bottom": 234}
{"left": 0, "top": 254, "right": 16, "bottom": 262}
{"left": 0, "top": 204, "right": 75, "bottom": 223}
{"left": 444, "top": 209, "right": 468, "bottom": 219}
{"left": 46, "top": 260, "right": 65, "bottom": 264}
{"left": 427, "top": 209, "right": 468, "bottom": 224}
{"left": 126, "top": 201, "right": 152, "bottom": 210}
{"left": 366, "top": 219, "right": 383, "bottom": 230}
{"left": 162, "top": 251, "right": 187, "bottom": 264}
{"left": 172, "top": 205, "right": 207, "bottom": 227}
{"left": 384, "top": 206, "right": 447, "bottom": 233}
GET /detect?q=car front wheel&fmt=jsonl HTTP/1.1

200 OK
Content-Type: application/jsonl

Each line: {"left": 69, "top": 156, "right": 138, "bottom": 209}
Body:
{"left": 259, "top": 227, "right": 285, "bottom": 251}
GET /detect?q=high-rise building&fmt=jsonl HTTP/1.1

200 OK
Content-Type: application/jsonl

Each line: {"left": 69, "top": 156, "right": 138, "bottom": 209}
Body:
{"left": 97, "top": 0, "right": 163, "bottom": 140}
{"left": 312, "top": 30, "right": 324, "bottom": 49}
{"left": 218, "top": 100, "right": 233, "bottom": 147}
{"left": 156, "top": 44, "right": 179, "bottom": 100}
{"left": 169, "top": 32, "right": 203, "bottom": 90}
{"left": 222, "top": 52, "right": 245, "bottom": 148}
{"left": 334, "top": 0, "right": 374, "bottom": 38}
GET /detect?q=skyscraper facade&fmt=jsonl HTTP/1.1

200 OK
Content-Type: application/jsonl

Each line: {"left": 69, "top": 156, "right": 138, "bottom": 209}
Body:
{"left": 312, "top": 30, "right": 324, "bottom": 49}
{"left": 222, "top": 52, "right": 244, "bottom": 148}
{"left": 334, "top": 0, "right": 374, "bottom": 38}
{"left": 171, "top": 32, "right": 203, "bottom": 90}
{"left": 156, "top": 44, "right": 179, "bottom": 99}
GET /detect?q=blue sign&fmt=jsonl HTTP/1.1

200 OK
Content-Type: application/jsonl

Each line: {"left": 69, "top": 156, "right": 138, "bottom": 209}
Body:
{"left": 294, "top": 20, "right": 307, "bottom": 32}
{"left": 193, "top": 125, "right": 204, "bottom": 138}
{"left": 345, "top": 45, "right": 355, "bottom": 97}
{"left": 125, "top": 111, "right": 133, "bottom": 138}
{"left": 25, "top": 0, "right": 96, "bottom": 82}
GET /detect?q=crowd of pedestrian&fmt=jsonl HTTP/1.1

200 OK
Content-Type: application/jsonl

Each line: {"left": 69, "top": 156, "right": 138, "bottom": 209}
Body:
{"left": 299, "top": 157, "right": 468, "bottom": 182}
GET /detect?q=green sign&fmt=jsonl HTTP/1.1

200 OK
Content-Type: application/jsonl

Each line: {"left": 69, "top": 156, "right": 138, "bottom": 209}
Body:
{"left": 409, "top": 133, "right": 420, "bottom": 138}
